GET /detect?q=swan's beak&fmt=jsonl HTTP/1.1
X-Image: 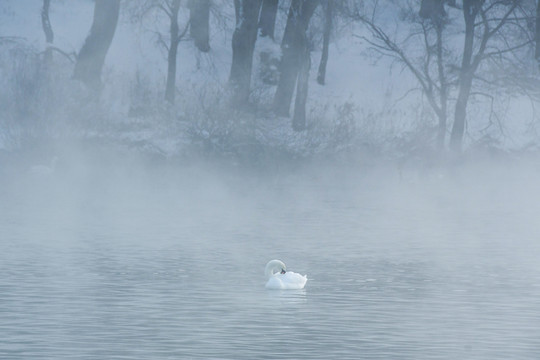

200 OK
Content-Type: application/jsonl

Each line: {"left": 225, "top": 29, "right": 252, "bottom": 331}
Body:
{"left": 280, "top": 269, "right": 286, "bottom": 274}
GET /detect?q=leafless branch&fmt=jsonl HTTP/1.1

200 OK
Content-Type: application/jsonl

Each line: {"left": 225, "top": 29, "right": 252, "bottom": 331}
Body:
{"left": 176, "top": 19, "right": 191, "bottom": 44}
{"left": 483, "top": 40, "right": 533, "bottom": 59}
{"left": 47, "top": 46, "right": 76, "bottom": 63}
{"left": 156, "top": 31, "right": 169, "bottom": 51}
{"left": 471, "top": 3, "right": 518, "bottom": 72}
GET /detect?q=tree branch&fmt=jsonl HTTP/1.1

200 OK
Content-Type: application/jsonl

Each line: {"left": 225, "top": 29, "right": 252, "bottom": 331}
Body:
{"left": 176, "top": 19, "right": 191, "bottom": 44}
{"left": 47, "top": 46, "right": 76, "bottom": 63}
{"left": 471, "top": 3, "right": 517, "bottom": 72}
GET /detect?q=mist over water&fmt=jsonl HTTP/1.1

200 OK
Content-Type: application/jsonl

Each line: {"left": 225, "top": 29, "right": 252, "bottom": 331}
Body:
{"left": 1, "top": 144, "right": 540, "bottom": 359}
{"left": 2, "top": 0, "right": 540, "bottom": 357}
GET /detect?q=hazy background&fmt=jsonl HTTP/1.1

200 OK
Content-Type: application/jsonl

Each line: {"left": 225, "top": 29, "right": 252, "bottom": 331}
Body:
{"left": 2, "top": 1, "right": 540, "bottom": 359}
{"left": 2, "top": 145, "right": 540, "bottom": 359}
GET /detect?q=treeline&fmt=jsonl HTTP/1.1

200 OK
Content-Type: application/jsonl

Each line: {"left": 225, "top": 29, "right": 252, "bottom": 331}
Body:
{"left": 76, "top": 0, "right": 328, "bottom": 130}
{"left": 358, "top": 0, "right": 540, "bottom": 151}
{"left": 5, "top": 0, "right": 540, "bottom": 154}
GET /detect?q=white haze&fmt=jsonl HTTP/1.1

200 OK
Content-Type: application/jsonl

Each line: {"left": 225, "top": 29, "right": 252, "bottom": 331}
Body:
{"left": 1, "top": 0, "right": 540, "bottom": 358}
{"left": 2, "top": 144, "right": 540, "bottom": 359}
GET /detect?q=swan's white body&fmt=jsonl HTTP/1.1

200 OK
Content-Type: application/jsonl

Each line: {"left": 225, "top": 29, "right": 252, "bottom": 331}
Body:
{"left": 265, "top": 259, "right": 307, "bottom": 290}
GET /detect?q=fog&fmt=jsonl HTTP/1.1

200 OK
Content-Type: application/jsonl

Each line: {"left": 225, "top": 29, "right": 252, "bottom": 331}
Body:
{"left": 2, "top": 141, "right": 540, "bottom": 358}
{"left": 2, "top": 0, "right": 540, "bottom": 358}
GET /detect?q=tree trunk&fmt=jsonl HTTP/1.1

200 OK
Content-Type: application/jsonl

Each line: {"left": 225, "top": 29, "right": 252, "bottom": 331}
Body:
{"left": 317, "top": 0, "right": 332, "bottom": 85}
{"left": 165, "top": 0, "right": 181, "bottom": 104}
{"left": 450, "top": 0, "right": 479, "bottom": 152}
{"left": 419, "top": 0, "right": 446, "bottom": 22}
{"left": 451, "top": 74, "right": 474, "bottom": 151}
{"left": 435, "top": 21, "right": 447, "bottom": 149}
{"left": 229, "top": 0, "right": 263, "bottom": 106}
{"left": 41, "top": 0, "right": 53, "bottom": 66}
{"left": 273, "top": 0, "right": 319, "bottom": 117}
{"left": 293, "top": 45, "right": 310, "bottom": 130}
{"left": 536, "top": 0, "right": 540, "bottom": 68}
{"left": 259, "top": 0, "right": 278, "bottom": 39}
{"left": 419, "top": 0, "right": 448, "bottom": 149}
{"left": 258, "top": 0, "right": 279, "bottom": 85}
{"left": 73, "top": 0, "right": 120, "bottom": 89}
{"left": 189, "top": 0, "right": 210, "bottom": 52}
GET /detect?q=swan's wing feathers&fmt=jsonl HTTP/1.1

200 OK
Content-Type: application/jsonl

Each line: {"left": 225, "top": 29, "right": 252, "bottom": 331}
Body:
{"left": 265, "top": 271, "right": 307, "bottom": 290}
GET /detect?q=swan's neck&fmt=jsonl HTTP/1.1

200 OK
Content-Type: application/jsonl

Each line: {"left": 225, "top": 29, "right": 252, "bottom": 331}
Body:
{"left": 265, "top": 260, "right": 286, "bottom": 279}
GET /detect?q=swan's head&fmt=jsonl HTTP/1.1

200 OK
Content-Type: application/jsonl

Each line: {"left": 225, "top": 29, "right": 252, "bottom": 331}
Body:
{"left": 265, "top": 259, "right": 286, "bottom": 279}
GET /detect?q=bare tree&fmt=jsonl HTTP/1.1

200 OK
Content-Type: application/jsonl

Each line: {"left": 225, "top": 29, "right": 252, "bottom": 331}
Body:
{"left": 73, "top": 0, "right": 121, "bottom": 89}
{"left": 229, "top": 0, "right": 263, "bottom": 106}
{"left": 293, "top": 42, "right": 311, "bottom": 129}
{"left": 189, "top": 0, "right": 210, "bottom": 52}
{"left": 163, "top": 0, "right": 190, "bottom": 104}
{"left": 41, "top": 0, "right": 53, "bottom": 66}
{"left": 317, "top": 0, "right": 333, "bottom": 85}
{"left": 450, "top": 0, "right": 519, "bottom": 152}
{"left": 358, "top": 2, "right": 450, "bottom": 148}
{"left": 419, "top": 0, "right": 449, "bottom": 149}
{"left": 358, "top": 0, "right": 526, "bottom": 152}
{"left": 259, "top": 0, "right": 279, "bottom": 39}
{"left": 127, "top": 0, "right": 190, "bottom": 104}
{"left": 273, "top": 0, "right": 319, "bottom": 127}
{"left": 258, "top": 0, "right": 280, "bottom": 86}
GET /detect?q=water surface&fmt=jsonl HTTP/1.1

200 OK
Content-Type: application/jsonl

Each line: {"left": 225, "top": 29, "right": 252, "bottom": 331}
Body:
{"left": 1, "top": 156, "right": 539, "bottom": 359}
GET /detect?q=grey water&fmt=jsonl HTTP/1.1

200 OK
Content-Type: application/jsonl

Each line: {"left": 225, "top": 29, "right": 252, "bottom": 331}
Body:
{"left": 1, "top": 153, "right": 540, "bottom": 359}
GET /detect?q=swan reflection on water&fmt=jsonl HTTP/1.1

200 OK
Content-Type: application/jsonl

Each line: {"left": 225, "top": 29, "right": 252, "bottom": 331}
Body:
{"left": 266, "top": 287, "right": 307, "bottom": 305}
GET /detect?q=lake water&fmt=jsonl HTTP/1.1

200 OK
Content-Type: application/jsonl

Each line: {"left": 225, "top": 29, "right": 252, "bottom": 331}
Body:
{"left": 1, "top": 154, "right": 540, "bottom": 359}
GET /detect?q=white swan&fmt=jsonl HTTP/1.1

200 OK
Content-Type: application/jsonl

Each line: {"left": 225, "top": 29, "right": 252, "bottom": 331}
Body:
{"left": 265, "top": 259, "right": 307, "bottom": 290}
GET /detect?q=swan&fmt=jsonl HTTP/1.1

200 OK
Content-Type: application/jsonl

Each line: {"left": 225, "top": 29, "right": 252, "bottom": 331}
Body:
{"left": 265, "top": 259, "right": 307, "bottom": 290}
